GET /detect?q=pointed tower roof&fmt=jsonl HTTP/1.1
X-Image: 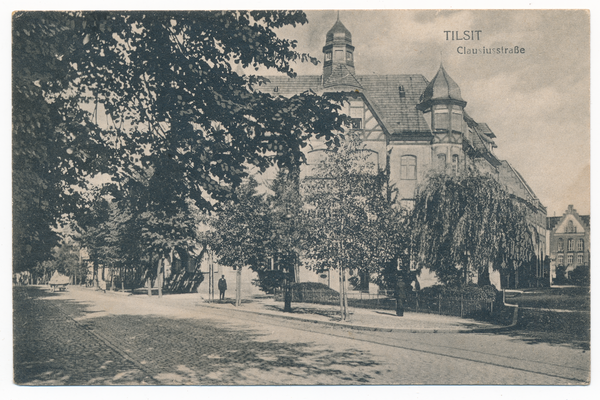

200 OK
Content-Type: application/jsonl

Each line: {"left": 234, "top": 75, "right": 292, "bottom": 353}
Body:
{"left": 325, "top": 18, "right": 352, "bottom": 45}
{"left": 418, "top": 63, "right": 467, "bottom": 109}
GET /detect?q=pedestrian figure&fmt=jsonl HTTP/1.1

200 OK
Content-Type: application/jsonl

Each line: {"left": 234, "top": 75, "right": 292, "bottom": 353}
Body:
{"left": 395, "top": 277, "right": 406, "bottom": 317}
{"left": 218, "top": 275, "right": 227, "bottom": 300}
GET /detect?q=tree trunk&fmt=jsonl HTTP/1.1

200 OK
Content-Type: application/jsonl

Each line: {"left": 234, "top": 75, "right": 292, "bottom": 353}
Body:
{"left": 342, "top": 268, "right": 349, "bottom": 320}
{"left": 109, "top": 264, "right": 114, "bottom": 291}
{"left": 147, "top": 251, "right": 155, "bottom": 297}
{"left": 93, "top": 260, "right": 99, "bottom": 288}
{"left": 156, "top": 255, "right": 163, "bottom": 298}
{"left": 121, "top": 265, "right": 125, "bottom": 292}
{"left": 235, "top": 267, "right": 242, "bottom": 307}
{"left": 283, "top": 265, "right": 292, "bottom": 312}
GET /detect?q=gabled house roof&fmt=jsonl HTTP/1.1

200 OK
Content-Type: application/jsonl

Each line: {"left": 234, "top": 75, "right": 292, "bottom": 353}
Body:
{"left": 260, "top": 73, "right": 432, "bottom": 139}
{"left": 547, "top": 206, "right": 590, "bottom": 231}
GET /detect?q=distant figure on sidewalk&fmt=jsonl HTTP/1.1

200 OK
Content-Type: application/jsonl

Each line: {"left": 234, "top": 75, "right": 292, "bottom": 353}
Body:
{"left": 218, "top": 275, "right": 227, "bottom": 300}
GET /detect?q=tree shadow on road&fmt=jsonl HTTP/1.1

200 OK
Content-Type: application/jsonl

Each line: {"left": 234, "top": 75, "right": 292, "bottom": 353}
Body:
{"left": 476, "top": 328, "right": 590, "bottom": 351}
{"left": 14, "top": 286, "right": 382, "bottom": 385}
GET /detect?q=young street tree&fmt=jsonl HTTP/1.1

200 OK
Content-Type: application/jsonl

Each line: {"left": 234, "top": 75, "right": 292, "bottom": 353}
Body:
{"left": 302, "top": 135, "right": 407, "bottom": 320}
{"left": 208, "top": 178, "right": 270, "bottom": 306}
{"left": 410, "top": 171, "right": 535, "bottom": 287}
{"left": 13, "top": 11, "right": 346, "bottom": 277}
{"left": 208, "top": 169, "right": 305, "bottom": 312}
{"left": 264, "top": 168, "right": 305, "bottom": 312}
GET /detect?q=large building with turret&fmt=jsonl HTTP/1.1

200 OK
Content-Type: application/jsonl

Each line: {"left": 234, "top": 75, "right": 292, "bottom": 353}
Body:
{"left": 259, "top": 17, "right": 547, "bottom": 290}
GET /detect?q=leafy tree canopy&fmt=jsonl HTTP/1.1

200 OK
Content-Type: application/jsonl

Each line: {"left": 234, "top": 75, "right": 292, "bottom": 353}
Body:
{"left": 302, "top": 134, "right": 407, "bottom": 277}
{"left": 410, "top": 171, "right": 535, "bottom": 286}
{"left": 13, "top": 11, "right": 347, "bottom": 273}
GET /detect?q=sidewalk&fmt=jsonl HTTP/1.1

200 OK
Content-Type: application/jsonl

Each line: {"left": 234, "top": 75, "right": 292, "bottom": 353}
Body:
{"left": 193, "top": 295, "right": 513, "bottom": 333}
{"left": 78, "top": 285, "right": 513, "bottom": 333}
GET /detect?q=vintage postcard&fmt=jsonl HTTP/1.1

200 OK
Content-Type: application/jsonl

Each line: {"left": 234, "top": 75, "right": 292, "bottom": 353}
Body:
{"left": 10, "top": 7, "right": 591, "bottom": 392}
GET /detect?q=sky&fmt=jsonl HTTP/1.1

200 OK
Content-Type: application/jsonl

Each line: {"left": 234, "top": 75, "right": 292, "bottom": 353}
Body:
{"left": 267, "top": 9, "right": 590, "bottom": 217}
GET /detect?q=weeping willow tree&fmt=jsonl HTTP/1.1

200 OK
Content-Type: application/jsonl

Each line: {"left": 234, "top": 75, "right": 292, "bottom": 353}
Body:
{"left": 410, "top": 171, "right": 535, "bottom": 287}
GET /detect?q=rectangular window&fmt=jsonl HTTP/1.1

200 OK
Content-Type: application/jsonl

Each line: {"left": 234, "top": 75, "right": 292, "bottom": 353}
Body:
{"left": 434, "top": 109, "right": 449, "bottom": 130}
{"left": 567, "top": 254, "right": 573, "bottom": 264}
{"left": 451, "top": 109, "right": 463, "bottom": 132}
{"left": 451, "top": 154, "right": 459, "bottom": 174}
{"left": 350, "top": 106, "right": 363, "bottom": 129}
{"left": 557, "top": 255, "right": 564, "bottom": 265}
{"left": 577, "top": 253, "right": 583, "bottom": 264}
{"left": 401, "top": 156, "right": 417, "bottom": 180}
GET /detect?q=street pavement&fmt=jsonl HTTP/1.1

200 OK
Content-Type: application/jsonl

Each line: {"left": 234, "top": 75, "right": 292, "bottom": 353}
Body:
{"left": 12, "top": 285, "right": 590, "bottom": 385}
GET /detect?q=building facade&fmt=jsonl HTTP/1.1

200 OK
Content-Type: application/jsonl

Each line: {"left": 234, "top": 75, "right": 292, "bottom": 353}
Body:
{"left": 259, "top": 17, "right": 547, "bottom": 290}
{"left": 547, "top": 205, "right": 590, "bottom": 284}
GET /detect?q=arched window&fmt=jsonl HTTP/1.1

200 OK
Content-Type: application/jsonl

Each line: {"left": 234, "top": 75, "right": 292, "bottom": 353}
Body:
{"left": 567, "top": 239, "right": 574, "bottom": 252}
{"left": 577, "top": 239, "right": 584, "bottom": 252}
{"left": 567, "top": 220, "right": 574, "bottom": 233}
{"left": 437, "top": 153, "right": 446, "bottom": 170}
{"left": 400, "top": 155, "right": 417, "bottom": 180}
{"left": 557, "top": 238, "right": 563, "bottom": 252}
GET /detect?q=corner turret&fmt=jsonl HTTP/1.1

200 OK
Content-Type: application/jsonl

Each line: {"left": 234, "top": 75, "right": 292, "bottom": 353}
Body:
{"left": 322, "top": 16, "right": 359, "bottom": 88}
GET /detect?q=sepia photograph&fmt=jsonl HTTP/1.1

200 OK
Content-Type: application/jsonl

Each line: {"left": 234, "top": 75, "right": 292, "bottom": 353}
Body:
{"left": 10, "top": 4, "right": 591, "bottom": 390}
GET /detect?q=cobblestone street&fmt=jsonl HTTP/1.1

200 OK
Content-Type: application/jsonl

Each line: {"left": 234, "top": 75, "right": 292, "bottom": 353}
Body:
{"left": 13, "top": 286, "right": 590, "bottom": 386}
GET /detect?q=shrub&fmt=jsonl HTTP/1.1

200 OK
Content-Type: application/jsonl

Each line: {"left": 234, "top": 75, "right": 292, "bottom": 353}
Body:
{"left": 275, "top": 282, "right": 340, "bottom": 303}
{"left": 418, "top": 283, "right": 499, "bottom": 301}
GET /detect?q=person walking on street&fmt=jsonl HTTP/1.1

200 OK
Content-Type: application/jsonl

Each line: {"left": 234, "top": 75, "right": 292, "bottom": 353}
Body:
{"left": 218, "top": 275, "right": 227, "bottom": 300}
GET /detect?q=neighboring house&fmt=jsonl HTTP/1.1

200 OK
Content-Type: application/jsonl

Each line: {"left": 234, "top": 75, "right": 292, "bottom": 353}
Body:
{"left": 547, "top": 205, "right": 590, "bottom": 284}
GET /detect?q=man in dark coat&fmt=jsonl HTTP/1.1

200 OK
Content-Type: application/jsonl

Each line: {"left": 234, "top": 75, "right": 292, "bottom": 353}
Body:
{"left": 218, "top": 275, "right": 227, "bottom": 300}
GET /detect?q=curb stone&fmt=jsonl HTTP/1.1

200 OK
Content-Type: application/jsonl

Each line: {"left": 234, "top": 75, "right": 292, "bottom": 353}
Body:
{"left": 199, "top": 302, "right": 518, "bottom": 334}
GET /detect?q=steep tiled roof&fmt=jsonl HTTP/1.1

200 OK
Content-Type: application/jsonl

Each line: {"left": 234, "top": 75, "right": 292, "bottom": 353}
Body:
{"left": 260, "top": 75, "right": 321, "bottom": 97}
{"left": 323, "top": 64, "right": 363, "bottom": 89}
{"left": 463, "top": 112, "right": 501, "bottom": 166}
{"left": 357, "top": 75, "right": 431, "bottom": 137}
{"left": 499, "top": 160, "right": 542, "bottom": 209}
{"left": 418, "top": 63, "right": 466, "bottom": 108}
{"left": 325, "top": 19, "right": 352, "bottom": 44}
{"left": 477, "top": 122, "right": 496, "bottom": 139}
{"left": 259, "top": 73, "right": 431, "bottom": 138}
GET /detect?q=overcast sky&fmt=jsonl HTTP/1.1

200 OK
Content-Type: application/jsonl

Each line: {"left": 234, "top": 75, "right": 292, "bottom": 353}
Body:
{"left": 270, "top": 9, "right": 590, "bottom": 217}
{"left": 3, "top": 5, "right": 591, "bottom": 219}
